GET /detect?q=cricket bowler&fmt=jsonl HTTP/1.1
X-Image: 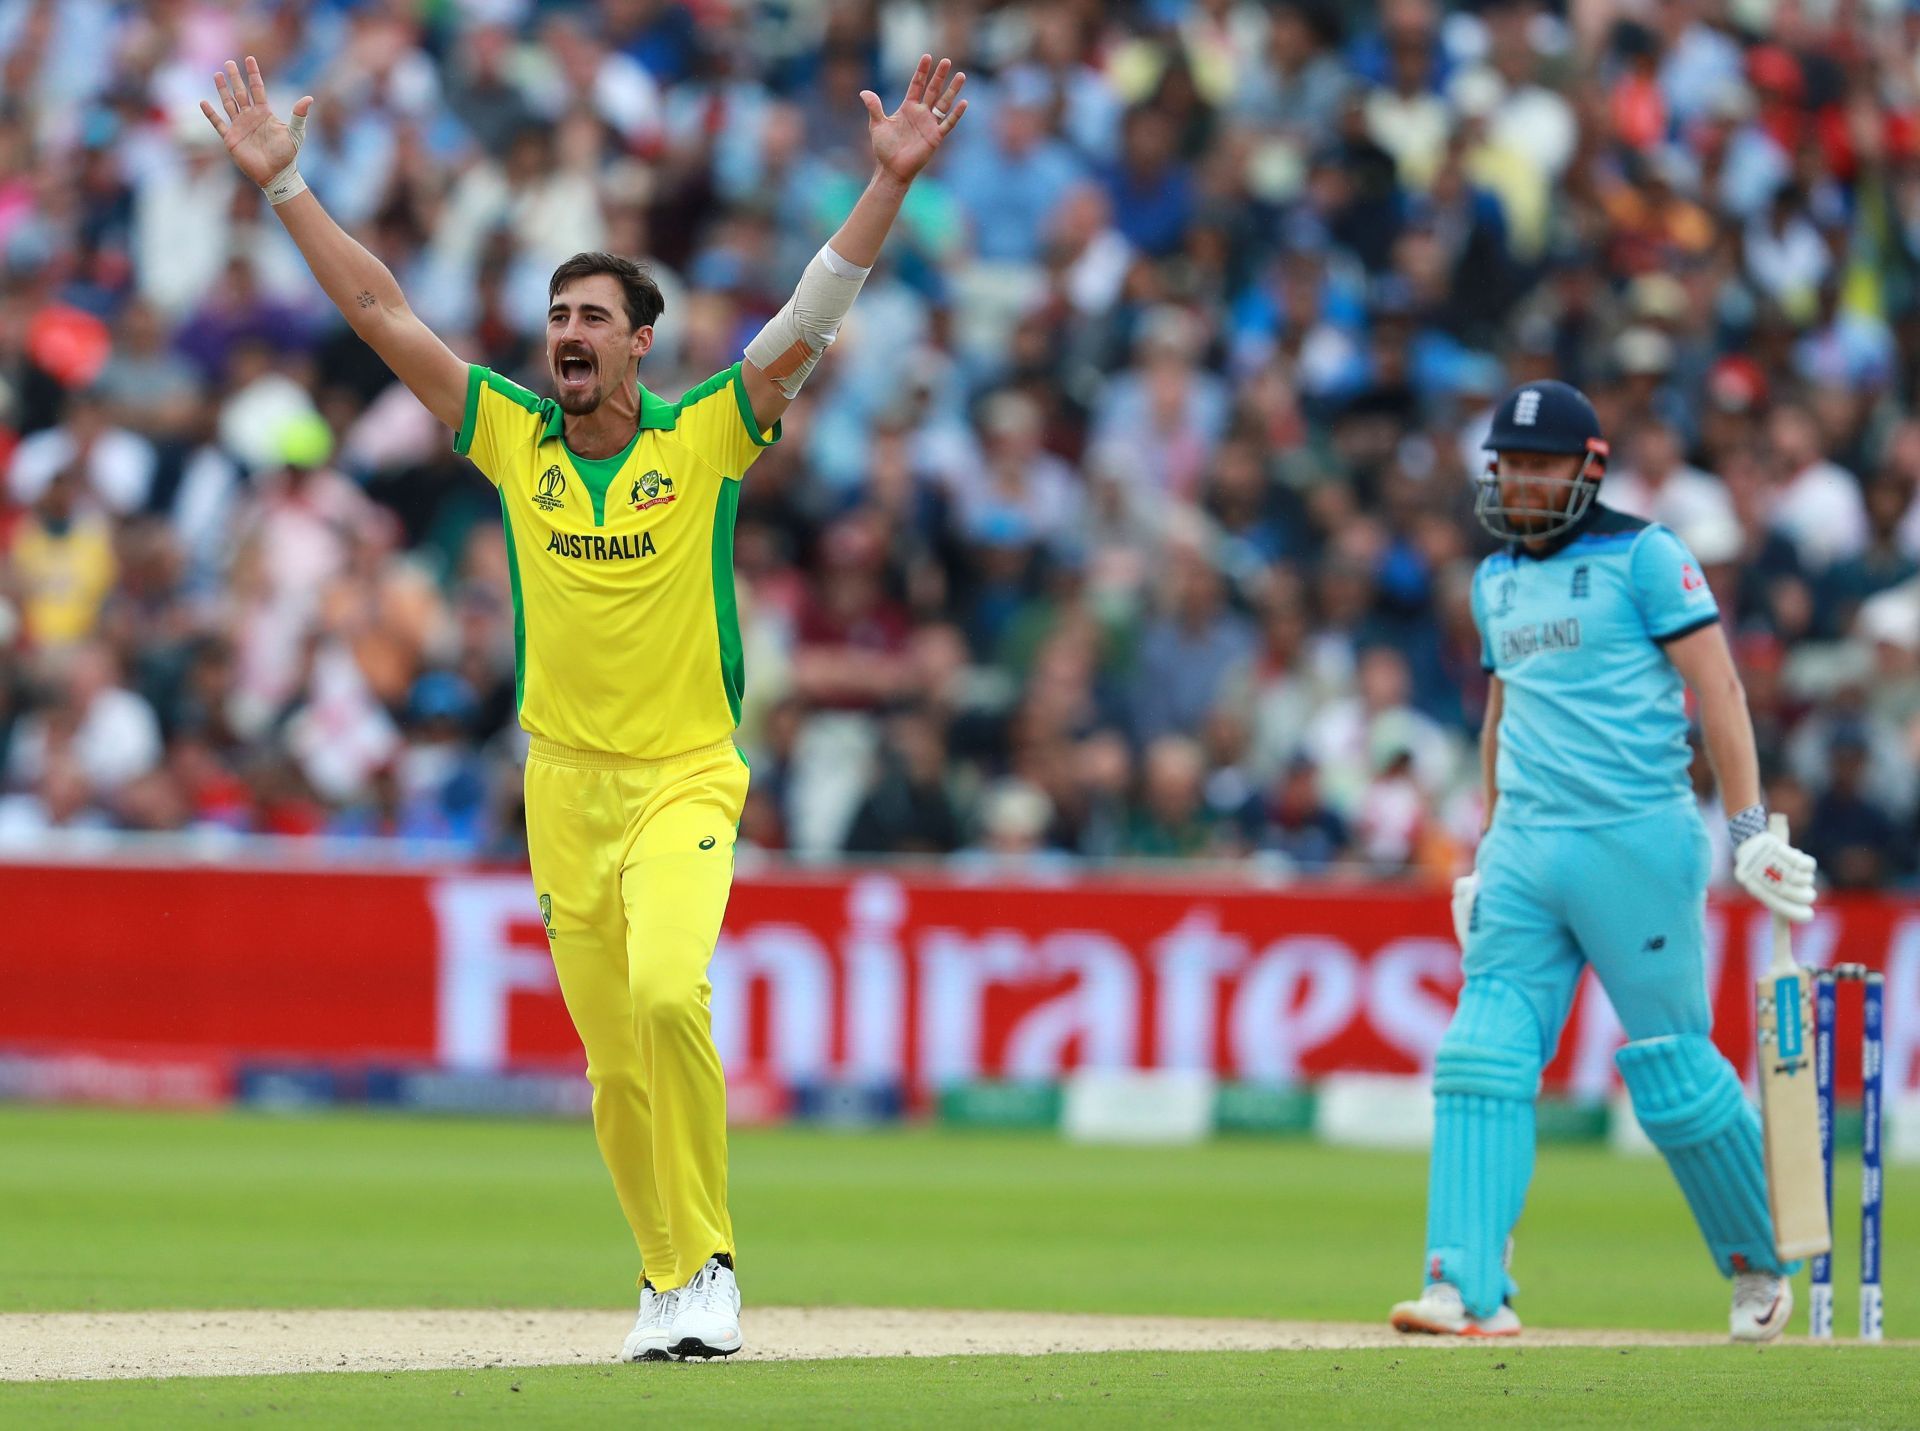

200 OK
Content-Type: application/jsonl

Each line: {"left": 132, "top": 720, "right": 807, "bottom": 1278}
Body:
{"left": 1389, "top": 381, "right": 1821, "bottom": 1341}
{"left": 202, "top": 52, "right": 967, "bottom": 1360}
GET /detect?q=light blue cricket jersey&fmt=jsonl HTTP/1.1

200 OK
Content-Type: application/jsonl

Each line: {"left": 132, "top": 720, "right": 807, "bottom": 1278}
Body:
{"left": 1472, "top": 504, "right": 1720, "bottom": 827}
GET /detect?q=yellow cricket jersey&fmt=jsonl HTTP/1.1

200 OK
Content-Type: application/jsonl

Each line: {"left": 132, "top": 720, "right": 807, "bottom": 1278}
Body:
{"left": 10, "top": 512, "right": 116, "bottom": 649}
{"left": 454, "top": 361, "right": 779, "bottom": 759}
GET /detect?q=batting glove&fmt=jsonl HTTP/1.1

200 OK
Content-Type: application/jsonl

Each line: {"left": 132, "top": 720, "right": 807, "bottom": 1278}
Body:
{"left": 1733, "top": 829, "right": 1818, "bottom": 924}
{"left": 1450, "top": 869, "right": 1479, "bottom": 950}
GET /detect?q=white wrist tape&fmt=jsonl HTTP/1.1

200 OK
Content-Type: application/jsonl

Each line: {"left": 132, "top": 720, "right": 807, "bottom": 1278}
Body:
{"left": 744, "top": 243, "right": 871, "bottom": 398}
{"left": 263, "top": 108, "right": 310, "bottom": 206}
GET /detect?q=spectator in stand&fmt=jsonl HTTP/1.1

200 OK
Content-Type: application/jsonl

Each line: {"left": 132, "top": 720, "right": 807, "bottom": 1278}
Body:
{"left": 2, "top": 1, "right": 1919, "bottom": 883}
{"left": 3, "top": 641, "right": 161, "bottom": 816}
{"left": 1766, "top": 403, "right": 1868, "bottom": 573}
{"left": 843, "top": 706, "right": 963, "bottom": 856}
{"left": 944, "top": 68, "right": 1085, "bottom": 265}
{"left": 1821, "top": 475, "right": 1919, "bottom": 639}
{"left": 1129, "top": 525, "right": 1257, "bottom": 747}
{"left": 6, "top": 468, "right": 115, "bottom": 653}
{"left": 1106, "top": 104, "right": 1197, "bottom": 262}
{"left": 1263, "top": 753, "right": 1349, "bottom": 869}
{"left": 1302, "top": 643, "right": 1455, "bottom": 818}
{"left": 1604, "top": 416, "right": 1738, "bottom": 537}
{"left": 1237, "top": 1, "right": 1350, "bottom": 141}
{"left": 953, "top": 390, "right": 1083, "bottom": 560}
{"left": 1363, "top": 17, "right": 1448, "bottom": 188}
{"left": 791, "top": 512, "right": 915, "bottom": 713}
{"left": 1123, "top": 734, "right": 1213, "bottom": 858}
{"left": 392, "top": 671, "right": 491, "bottom": 847}
{"left": 8, "top": 384, "right": 154, "bottom": 517}
{"left": 970, "top": 777, "right": 1054, "bottom": 859}
{"left": 1804, "top": 725, "right": 1903, "bottom": 888}
{"left": 1087, "top": 305, "right": 1230, "bottom": 504}
{"left": 1353, "top": 741, "right": 1428, "bottom": 871}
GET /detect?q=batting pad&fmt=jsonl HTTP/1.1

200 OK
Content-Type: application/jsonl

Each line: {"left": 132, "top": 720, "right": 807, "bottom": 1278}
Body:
{"left": 1425, "top": 978, "right": 1541, "bottom": 1318}
{"left": 1615, "top": 1033, "right": 1796, "bottom": 1277}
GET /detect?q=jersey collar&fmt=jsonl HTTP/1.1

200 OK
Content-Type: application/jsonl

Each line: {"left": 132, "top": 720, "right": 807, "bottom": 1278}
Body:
{"left": 539, "top": 384, "right": 677, "bottom": 442}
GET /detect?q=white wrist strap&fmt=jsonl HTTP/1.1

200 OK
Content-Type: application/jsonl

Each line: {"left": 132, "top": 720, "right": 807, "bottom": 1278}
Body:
{"left": 263, "top": 109, "right": 309, "bottom": 206}
{"left": 816, "top": 243, "right": 871, "bottom": 282}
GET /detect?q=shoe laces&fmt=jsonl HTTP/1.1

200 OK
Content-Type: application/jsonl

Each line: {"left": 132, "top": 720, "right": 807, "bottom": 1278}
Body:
{"left": 685, "top": 1260, "right": 735, "bottom": 1316}
{"left": 1731, "top": 1271, "right": 1781, "bottom": 1312}
{"left": 642, "top": 1284, "right": 679, "bottom": 1325}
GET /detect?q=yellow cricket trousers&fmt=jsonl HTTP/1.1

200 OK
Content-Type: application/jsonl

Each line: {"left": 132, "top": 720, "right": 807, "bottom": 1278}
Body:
{"left": 524, "top": 734, "right": 747, "bottom": 1292}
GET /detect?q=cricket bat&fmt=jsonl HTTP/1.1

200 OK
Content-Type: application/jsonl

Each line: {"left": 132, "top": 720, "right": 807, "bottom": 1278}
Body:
{"left": 1754, "top": 813, "right": 1832, "bottom": 1261}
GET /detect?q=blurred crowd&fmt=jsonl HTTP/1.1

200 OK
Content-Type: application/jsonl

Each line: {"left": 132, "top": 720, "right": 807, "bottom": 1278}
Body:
{"left": 3, "top": 0, "right": 1920, "bottom": 884}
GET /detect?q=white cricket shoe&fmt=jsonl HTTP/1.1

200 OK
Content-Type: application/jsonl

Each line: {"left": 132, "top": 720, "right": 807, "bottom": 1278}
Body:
{"left": 620, "top": 1283, "right": 680, "bottom": 1362}
{"left": 1729, "top": 1270, "right": 1792, "bottom": 1343}
{"left": 1390, "top": 1282, "right": 1523, "bottom": 1338}
{"left": 668, "top": 1257, "right": 743, "bottom": 1359}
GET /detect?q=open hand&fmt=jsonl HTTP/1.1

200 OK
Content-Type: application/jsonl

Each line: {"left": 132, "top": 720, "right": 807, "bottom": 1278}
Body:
{"left": 199, "top": 56, "right": 311, "bottom": 188}
{"left": 861, "top": 55, "right": 967, "bottom": 186}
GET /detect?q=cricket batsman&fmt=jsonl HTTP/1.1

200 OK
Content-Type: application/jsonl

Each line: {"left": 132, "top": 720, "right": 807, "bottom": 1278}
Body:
{"left": 202, "top": 52, "right": 967, "bottom": 1360}
{"left": 1389, "top": 381, "right": 1820, "bottom": 1341}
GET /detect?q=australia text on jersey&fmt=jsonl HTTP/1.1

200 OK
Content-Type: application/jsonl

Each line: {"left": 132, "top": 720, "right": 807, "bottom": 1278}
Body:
{"left": 546, "top": 530, "right": 659, "bottom": 562}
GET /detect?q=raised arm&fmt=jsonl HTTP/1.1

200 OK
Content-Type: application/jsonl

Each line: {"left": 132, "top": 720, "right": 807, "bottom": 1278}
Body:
{"left": 201, "top": 58, "right": 467, "bottom": 432}
{"left": 739, "top": 55, "right": 967, "bottom": 431}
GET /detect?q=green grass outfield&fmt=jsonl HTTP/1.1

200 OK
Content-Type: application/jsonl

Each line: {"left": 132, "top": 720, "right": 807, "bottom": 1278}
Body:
{"left": 3, "top": 1348, "right": 1911, "bottom": 1430}
{"left": 2, "top": 1107, "right": 1913, "bottom": 1427}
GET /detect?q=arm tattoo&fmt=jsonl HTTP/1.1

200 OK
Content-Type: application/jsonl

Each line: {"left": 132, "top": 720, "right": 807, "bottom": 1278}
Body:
{"left": 355, "top": 290, "right": 376, "bottom": 310}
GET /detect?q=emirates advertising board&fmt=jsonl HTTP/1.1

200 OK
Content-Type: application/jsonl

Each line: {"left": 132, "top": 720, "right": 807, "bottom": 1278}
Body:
{"left": 0, "top": 859, "right": 1911, "bottom": 1107}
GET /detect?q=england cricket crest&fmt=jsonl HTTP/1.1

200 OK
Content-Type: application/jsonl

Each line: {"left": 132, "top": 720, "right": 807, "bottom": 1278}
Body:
{"left": 630, "top": 469, "right": 676, "bottom": 512}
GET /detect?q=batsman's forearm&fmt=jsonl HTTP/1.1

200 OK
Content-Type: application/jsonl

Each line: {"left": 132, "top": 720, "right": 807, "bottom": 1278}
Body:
{"left": 827, "top": 170, "right": 910, "bottom": 268}
{"left": 271, "top": 190, "right": 409, "bottom": 331}
{"left": 1697, "top": 674, "right": 1762, "bottom": 815}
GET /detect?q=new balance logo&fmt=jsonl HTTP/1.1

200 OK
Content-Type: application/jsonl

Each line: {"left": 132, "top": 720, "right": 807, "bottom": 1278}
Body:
{"left": 1514, "top": 389, "right": 1541, "bottom": 426}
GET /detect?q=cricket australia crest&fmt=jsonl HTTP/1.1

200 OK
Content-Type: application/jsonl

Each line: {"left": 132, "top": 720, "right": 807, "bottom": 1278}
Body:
{"left": 630, "top": 469, "right": 677, "bottom": 512}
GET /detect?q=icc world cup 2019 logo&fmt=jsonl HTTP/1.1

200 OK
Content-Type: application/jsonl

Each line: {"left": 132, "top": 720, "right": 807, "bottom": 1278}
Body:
{"left": 534, "top": 465, "right": 567, "bottom": 512}
{"left": 1492, "top": 575, "right": 1516, "bottom": 619}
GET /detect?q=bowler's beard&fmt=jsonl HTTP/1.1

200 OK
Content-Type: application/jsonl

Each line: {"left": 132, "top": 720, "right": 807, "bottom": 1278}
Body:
{"left": 555, "top": 382, "right": 604, "bottom": 416}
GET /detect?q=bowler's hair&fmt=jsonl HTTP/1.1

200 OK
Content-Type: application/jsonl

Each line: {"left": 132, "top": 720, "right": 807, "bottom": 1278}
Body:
{"left": 548, "top": 252, "right": 665, "bottom": 331}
